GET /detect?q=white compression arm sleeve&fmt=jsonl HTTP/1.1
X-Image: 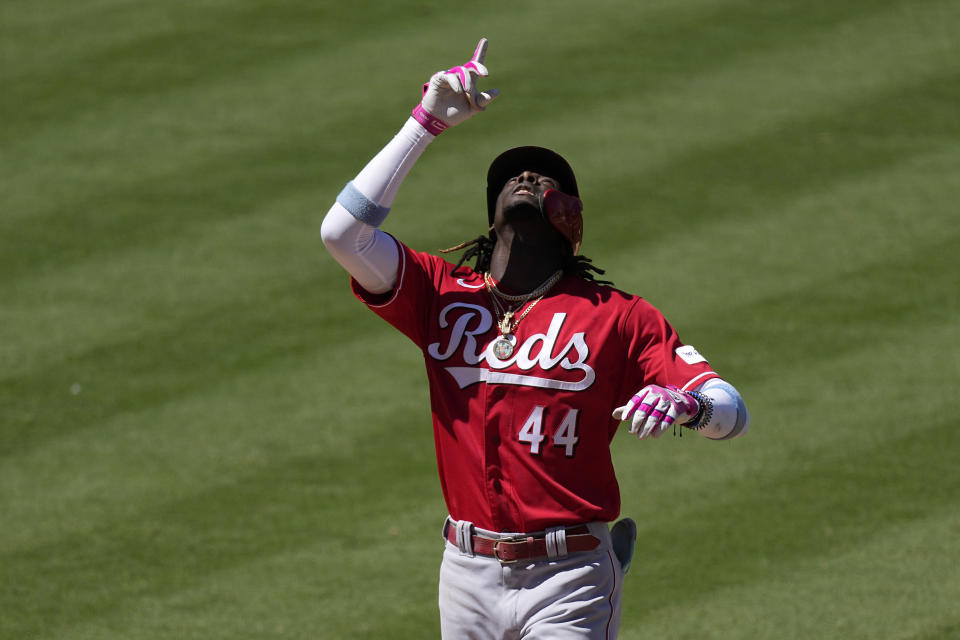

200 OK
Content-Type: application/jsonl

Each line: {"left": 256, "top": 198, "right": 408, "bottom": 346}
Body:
{"left": 690, "top": 378, "right": 750, "bottom": 440}
{"left": 321, "top": 117, "right": 435, "bottom": 293}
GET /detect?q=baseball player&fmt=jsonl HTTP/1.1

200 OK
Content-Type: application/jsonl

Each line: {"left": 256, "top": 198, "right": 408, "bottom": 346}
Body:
{"left": 321, "top": 39, "right": 749, "bottom": 639}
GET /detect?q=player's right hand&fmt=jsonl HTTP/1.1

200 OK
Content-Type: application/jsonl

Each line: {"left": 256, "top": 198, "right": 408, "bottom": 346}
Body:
{"left": 612, "top": 385, "right": 701, "bottom": 440}
{"left": 412, "top": 38, "right": 500, "bottom": 134}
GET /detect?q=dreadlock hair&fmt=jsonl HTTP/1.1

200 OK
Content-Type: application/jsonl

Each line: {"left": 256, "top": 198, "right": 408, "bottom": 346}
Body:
{"left": 439, "top": 231, "right": 614, "bottom": 286}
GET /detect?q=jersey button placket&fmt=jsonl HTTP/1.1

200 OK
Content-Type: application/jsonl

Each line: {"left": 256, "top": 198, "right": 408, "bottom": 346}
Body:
{"left": 484, "top": 384, "right": 509, "bottom": 528}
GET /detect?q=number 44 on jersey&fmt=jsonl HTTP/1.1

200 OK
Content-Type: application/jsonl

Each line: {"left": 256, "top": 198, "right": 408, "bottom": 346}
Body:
{"left": 518, "top": 406, "right": 580, "bottom": 457}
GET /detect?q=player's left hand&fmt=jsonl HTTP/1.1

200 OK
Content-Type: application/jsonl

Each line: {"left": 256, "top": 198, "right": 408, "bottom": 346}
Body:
{"left": 612, "top": 385, "right": 701, "bottom": 439}
{"left": 413, "top": 38, "right": 500, "bottom": 133}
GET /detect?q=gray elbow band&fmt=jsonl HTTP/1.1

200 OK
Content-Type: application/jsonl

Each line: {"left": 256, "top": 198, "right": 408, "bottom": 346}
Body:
{"left": 337, "top": 181, "right": 390, "bottom": 227}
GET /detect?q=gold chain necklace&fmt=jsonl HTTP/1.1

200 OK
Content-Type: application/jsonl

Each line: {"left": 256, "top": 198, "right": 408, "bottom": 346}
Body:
{"left": 483, "top": 270, "right": 563, "bottom": 360}
{"left": 484, "top": 270, "right": 563, "bottom": 303}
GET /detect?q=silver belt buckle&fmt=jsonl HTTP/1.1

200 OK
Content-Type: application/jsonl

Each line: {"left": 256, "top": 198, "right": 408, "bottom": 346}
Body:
{"left": 492, "top": 535, "right": 529, "bottom": 565}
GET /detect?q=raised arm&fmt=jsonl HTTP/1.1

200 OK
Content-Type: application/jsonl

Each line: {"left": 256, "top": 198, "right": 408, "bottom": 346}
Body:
{"left": 321, "top": 39, "right": 499, "bottom": 293}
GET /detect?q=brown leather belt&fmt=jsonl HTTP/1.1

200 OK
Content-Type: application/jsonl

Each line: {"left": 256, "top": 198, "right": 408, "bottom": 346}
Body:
{"left": 444, "top": 522, "right": 601, "bottom": 564}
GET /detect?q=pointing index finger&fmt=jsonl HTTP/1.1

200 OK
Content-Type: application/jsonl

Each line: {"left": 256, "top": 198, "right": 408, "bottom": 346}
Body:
{"left": 472, "top": 38, "right": 488, "bottom": 64}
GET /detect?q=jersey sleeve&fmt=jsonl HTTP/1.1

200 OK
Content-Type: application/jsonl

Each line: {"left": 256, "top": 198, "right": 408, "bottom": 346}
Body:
{"left": 350, "top": 237, "right": 443, "bottom": 349}
{"left": 617, "top": 297, "right": 719, "bottom": 399}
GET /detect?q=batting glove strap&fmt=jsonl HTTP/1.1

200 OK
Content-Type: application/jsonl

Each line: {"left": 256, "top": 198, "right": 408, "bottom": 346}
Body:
{"left": 681, "top": 390, "right": 714, "bottom": 430}
{"left": 411, "top": 103, "right": 448, "bottom": 136}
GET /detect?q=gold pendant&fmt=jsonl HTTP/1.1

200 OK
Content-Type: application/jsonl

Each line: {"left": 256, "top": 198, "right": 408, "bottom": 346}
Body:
{"left": 499, "top": 311, "right": 515, "bottom": 335}
{"left": 492, "top": 334, "right": 516, "bottom": 360}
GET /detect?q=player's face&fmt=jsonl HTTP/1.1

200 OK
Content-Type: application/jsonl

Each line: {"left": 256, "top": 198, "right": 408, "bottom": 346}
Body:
{"left": 495, "top": 170, "right": 561, "bottom": 221}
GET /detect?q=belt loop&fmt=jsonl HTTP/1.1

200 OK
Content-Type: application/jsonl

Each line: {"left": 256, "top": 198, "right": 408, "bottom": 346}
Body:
{"left": 544, "top": 526, "right": 568, "bottom": 559}
{"left": 455, "top": 520, "right": 475, "bottom": 557}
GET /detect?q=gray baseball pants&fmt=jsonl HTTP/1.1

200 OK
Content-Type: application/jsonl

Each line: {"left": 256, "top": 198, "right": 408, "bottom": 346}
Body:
{"left": 438, "top": 520, "right": 624, "bottom": 639}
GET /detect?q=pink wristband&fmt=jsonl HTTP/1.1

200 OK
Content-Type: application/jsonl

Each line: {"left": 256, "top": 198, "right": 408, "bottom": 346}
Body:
{"left": 412, "top": 103, "right": 448, "bottom": 136}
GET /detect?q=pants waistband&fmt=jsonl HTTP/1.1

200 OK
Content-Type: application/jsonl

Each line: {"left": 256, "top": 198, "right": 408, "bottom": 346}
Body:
{"left": 443, "top": 518, "right": 602, "bottom": 564}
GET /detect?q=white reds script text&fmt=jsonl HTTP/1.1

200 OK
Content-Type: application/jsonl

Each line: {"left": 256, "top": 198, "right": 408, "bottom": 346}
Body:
{"left": 426, "top": 303, "right": 596, "bottom": 391}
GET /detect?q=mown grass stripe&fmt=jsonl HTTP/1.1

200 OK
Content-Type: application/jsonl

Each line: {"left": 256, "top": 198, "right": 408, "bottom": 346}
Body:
{"left": 0, "top": 2, "right": 421, "bottom": 136}
{"left": 588, "top": 68, "right": 960, "bottom": 250}
{"left": 620, "top": 511, "right": 960, "bottom": 639}
{"left": 619, "top": 415, "right": 959, "bottom": 606}
{"left": 0, "top": 329, "right": 428, "bottom": 551}
{"left": 0, "top": 416, "right": 438, "bottom": 636}
{"left": 0, "top": 273, "right": 366, "bottom": 457}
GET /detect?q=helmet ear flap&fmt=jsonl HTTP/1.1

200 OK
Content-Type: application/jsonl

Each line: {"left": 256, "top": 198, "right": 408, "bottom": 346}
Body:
{"left": 541, "top": 189, "right": 583, "bottom": 255}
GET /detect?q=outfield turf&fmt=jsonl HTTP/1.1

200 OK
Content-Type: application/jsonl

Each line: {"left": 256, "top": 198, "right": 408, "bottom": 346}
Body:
{"left": 2, "top": 1, "right": 959, "bottom": 638}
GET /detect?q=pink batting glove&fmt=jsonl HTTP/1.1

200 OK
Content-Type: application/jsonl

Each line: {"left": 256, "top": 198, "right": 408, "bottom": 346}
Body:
{"left": 412, "top": 38, "right": 500, "bottom": 135}
{"left": 611, "top": 385, "right": 701, "bottom": 440}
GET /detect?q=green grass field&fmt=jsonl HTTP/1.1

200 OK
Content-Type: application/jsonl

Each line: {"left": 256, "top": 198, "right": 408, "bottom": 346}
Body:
{"left": 3, "top": 1, "right": 960, "bottom": 638}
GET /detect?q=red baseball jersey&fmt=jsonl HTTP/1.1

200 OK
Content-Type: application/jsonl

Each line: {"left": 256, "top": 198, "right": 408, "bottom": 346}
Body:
{"left": 352, "top": 239, "right": 718, "bottom": 532}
